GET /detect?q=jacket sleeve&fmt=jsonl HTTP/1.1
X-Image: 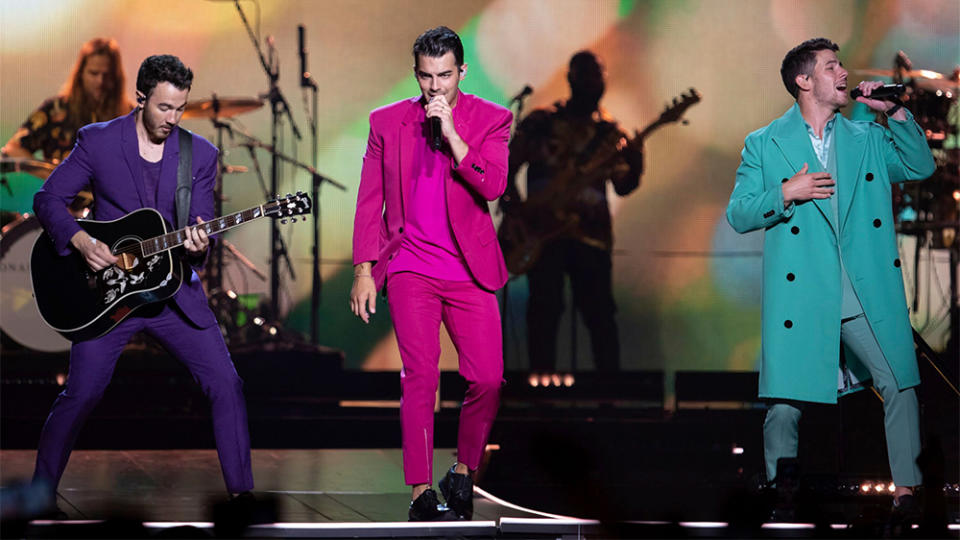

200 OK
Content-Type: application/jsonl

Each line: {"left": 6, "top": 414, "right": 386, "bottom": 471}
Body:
{"left": 352, "top": 113, "right": 385, "bottom": 265}
{"left": 726, "top": 131, "right": 795, "bottom": 234}
{"left": 451, "top": 107, "right": 513, "bottom": 201}
{"left": 882, "top": 110, "right": 936, "bottom": 184}
{"left": 32, "top": 128, "right": 94, "bottom": 255}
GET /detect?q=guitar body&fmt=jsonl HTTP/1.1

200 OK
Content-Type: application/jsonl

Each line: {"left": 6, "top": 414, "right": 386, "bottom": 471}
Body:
{"left": 30, "top": 208, "right": 185, "bottom": 342}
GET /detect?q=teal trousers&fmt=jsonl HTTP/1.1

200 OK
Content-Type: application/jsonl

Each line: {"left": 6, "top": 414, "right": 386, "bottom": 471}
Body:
{"left": 763, "top": 314, "right": 922, "bottom": 486}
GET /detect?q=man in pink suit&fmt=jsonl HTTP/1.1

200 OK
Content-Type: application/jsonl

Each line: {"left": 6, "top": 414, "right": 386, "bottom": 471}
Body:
{"left": 350, "top": 26, "right": 511, "bottom": 521}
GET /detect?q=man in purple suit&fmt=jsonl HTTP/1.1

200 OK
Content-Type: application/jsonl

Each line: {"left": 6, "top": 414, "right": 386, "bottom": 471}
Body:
{"left": 350, "top": 26, "right": 511, "bottom": 521}
{"left": 32, "top": 55, "right": 254, "bottom": 505}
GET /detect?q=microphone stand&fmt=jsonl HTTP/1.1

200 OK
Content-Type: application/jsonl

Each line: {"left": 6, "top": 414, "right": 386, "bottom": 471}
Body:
{"left": 299, "top": 24, "right": 322, "bottom": 346}
{"left": 233, "top": 0, "right": 301, "bottom": 321}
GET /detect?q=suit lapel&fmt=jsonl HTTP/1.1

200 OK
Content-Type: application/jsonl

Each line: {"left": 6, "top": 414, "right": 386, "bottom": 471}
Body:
{"left": 835, "top": 116, "right": 866, "bottom": 231}
{"left": 771, "top": 105, "right": 836, "bottom": 234}
{"left": 398, "top": 98, "right": 421, "bottom": 218}
{"left": 120, "top": 111, "right": 148, "bottom": 207}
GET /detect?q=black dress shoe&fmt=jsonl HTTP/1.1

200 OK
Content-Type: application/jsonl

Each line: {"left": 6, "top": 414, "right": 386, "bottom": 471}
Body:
{"left": 438, "top": 465, "right": 474, "bottom": 520}
{"left": 408, "top": 489, "right": 458, "bottom": 522}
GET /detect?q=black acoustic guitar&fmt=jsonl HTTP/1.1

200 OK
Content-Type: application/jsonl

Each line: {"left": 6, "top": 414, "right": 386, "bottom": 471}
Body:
{"left": 30, "top": 192, "right": 311, "bottom": 342}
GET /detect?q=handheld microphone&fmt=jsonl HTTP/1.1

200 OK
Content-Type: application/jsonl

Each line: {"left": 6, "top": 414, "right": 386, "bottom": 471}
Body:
{"left": 850, "top": 84, "right": 905, "bottom": 100}
{"left": 430, "top": 117, "right": 442, "bottom": 150}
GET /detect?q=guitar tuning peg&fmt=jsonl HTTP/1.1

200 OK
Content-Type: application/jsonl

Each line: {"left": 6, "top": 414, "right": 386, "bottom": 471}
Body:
{"left": 285, "top": 193, "right": 292, "bottom": 199}
{"left": 291, "top": 217, "right": 298, "bottom": 223}
{"left": 672, "top": 97, "right": 679, "bottom": 105}
{"left": 281, "top": 219, "right": 288, "bottom": 225}
{"left": 682, "top": 119, "right": 690, "bottom": 126}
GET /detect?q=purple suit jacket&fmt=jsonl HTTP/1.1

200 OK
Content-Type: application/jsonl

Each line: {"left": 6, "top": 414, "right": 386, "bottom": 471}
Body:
{"left": 353, "top": 92, "right": 512, "bottom": 292}
{"left": 34, "top": 109, "right": 219, "bottom": 329}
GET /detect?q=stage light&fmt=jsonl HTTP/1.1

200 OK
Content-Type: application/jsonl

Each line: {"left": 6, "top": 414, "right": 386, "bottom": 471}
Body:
{"left": 563, "top": 374, "right": 575, "bottom": 387}
{"left": 861, "top": 483, "right": 872, "bottom": 493}
{"left": 539, "top": 374, "right": 550, "bottom": 387}
{"left": 732, "top": 446, "right": 744, "bottom": 455}
{"left": 485, "top": 444, "right": 501, "bottom": 451}
{"left": 55, "top": 373, "right": 66, "bottom": 386}
{"left": 226, "top": 290, "right": 237, "bottom": 299}
{"left": 253, "top": 317, "right": 265, "bottom": 326}
{"left": 952, "top": 190, "right": 959, "bottom": 201}
{"left": 888, "top": 483, "right": 895, "bottom": 493}
{"left": 528, "top": 374, "right": 539, "bottom": 387}
{"left": 268, "top": 326, "right": 278, "bottom": 336}
{"left": 551, "top": 374, "right": 561, "bottom": 387}
{"left": 874, "top": 483, "right": 885, "bottom": 493}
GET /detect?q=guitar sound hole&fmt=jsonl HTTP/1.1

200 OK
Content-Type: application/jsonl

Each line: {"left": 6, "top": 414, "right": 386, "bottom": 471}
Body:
{"left": 113, "top": 237, "right": 143, "bottom": 272}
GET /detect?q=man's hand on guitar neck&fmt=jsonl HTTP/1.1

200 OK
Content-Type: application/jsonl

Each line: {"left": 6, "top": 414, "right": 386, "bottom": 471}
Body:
{"left": 70, "top": 230, "right": 118, "bottom": 271}
{"left": 184, "top": 216, "right": 210, "bottom": 255}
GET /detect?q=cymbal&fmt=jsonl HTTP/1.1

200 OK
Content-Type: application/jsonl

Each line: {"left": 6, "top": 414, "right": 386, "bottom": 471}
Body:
{"left": 0, "top": 157, "right": 56, "bottom": 180}
{"left": 914, "top": 77, "right": 959, "bottom": 94}
{"left": 854, "top": 68, "right": 945, "bottom": 79}
{"left": 181, "top": 96, "right": 263, "bottom": 119}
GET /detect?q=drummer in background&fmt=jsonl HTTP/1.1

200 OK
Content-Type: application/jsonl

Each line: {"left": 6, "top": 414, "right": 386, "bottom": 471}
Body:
{"left": 1, "top": 37, "right": 134, "bottom": 164}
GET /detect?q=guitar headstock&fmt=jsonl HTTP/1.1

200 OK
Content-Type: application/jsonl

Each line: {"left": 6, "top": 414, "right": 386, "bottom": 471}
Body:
{"left": 656, "top": 88, "right": 701, "bottom": 125}
{"left": 266, "top": 191, "right": 312, "bottom": 221}
{"left": 637, "top": 87, "right": 702, "bottom": 141}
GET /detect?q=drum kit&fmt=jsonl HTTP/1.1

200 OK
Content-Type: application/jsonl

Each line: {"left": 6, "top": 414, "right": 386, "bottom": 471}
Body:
{"left": 0, "top": 94, "right": 290, "bottom": 352}
{"left": 857, "top": 51, "right": 960, "bottom": 355}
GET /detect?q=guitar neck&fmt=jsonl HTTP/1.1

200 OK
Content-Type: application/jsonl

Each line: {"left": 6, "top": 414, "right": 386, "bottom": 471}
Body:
{"left": 140, "top": 205, "right": 267, "bottom": 257}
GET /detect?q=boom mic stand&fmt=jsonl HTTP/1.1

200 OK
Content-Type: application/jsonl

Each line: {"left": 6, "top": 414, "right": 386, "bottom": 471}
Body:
{"left": 233, "top": 0, "right": 301, "bottom": 321}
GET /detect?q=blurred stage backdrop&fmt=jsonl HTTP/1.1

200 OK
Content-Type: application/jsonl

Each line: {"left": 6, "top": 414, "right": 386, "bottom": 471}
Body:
{"left": 2, "top": 0, "right": 957, "bottom": 390}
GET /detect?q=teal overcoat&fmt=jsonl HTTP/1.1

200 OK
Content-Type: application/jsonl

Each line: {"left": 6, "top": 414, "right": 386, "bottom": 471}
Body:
{"left": 727, "top": 104, "right": 936, "bottom": 404}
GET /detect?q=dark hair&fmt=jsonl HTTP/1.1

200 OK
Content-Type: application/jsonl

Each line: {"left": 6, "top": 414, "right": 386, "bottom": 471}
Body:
{"left": 781, "top": 38, "right": 839, "bottom": 99}
{"left": 412, "top": 26, "right": 464, "bottom": 68}
{"left": 136, "top": 55, "right": 193, "bottom": 99}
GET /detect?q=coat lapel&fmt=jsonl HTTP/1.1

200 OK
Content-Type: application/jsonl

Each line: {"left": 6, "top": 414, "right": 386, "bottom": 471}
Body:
{"left": 771, "top": 104, "right": 836, "bottom": 234}
{"left": 398, "top": 97, "right": 421, "bottom": 218}
{"left": 835, "top": 116, "right": 866, "bottom": 231}
{"left": 120, "top": 111, "right": 148, "bottom": 207}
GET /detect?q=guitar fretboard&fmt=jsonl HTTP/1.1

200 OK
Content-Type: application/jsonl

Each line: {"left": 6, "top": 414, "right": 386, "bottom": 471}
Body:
{"left": 141, "top": 205, "right": 266, "bottom": 256}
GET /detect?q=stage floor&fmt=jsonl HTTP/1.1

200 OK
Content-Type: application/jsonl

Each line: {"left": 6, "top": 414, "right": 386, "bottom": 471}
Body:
{"left": 2, "top": 449, "right": 958, "bottom": 538}
{"left": 0, "top": 448, "right": 551, "bottom": 523}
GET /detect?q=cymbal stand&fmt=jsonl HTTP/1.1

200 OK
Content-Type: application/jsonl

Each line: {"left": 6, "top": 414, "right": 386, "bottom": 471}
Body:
{"left": 233, "top": 0, "right": 301, "bottom": 320}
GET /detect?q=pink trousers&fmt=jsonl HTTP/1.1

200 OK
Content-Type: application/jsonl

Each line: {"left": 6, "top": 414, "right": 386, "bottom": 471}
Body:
{"left": 387, "top": 272, "right": 503, "bottom": 486}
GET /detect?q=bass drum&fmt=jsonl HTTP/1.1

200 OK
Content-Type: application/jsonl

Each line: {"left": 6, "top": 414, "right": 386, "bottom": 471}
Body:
{"left": 0, "top": 215, "right": 71, "bottom": 352}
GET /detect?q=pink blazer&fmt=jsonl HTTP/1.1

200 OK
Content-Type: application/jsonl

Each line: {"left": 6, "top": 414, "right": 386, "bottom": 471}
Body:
{"left": 353, "top": 92, "right": 512, "bottom": 292}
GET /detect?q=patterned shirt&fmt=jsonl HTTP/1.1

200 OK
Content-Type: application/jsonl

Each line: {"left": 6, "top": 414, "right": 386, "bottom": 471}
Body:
{"left": 17, "top": 97, "right": 94, "bottom": 163}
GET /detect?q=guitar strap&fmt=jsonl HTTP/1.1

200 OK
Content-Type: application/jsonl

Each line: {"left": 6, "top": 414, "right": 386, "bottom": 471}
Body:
{"left": 176, "top": 128, "right": 193, "bottom": 229}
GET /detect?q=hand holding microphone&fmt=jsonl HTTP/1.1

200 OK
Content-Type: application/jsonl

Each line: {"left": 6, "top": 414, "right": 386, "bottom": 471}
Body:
{"left": 850, "top": 81, "right": 905, "bottom": 117}
{"left": 426, "top": 95, "right": 454, "bottom": 150}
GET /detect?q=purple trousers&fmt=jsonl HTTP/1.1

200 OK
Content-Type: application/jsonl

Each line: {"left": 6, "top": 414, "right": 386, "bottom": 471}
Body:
{"left": 387, "top": 272, "right": 503, "bottom": 486}
{"left": 33, "top": 303, "right": 254, "bottom": 493}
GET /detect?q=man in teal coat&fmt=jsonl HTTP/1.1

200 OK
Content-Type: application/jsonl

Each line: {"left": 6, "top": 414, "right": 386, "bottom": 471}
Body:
{"left": 727, "top": 38, "right": 935, "bottom": 508}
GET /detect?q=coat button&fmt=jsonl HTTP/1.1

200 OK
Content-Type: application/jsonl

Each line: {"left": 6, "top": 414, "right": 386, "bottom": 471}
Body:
{"left": 784, "top": 320, "right": 793, "bottom": 328}
{"left": 873, "top": 219, "right": 881, "bottom": 228}
{"left": 786, "top": 273, "right": 795, "bottom": 281}
{"left": 398, "top": 227, "right": 404, "bottom": 233}
{"left": 894, "top": 258, "right": 901, "bottom": 267}
{"left": 865, "top": 172, "right": 874, "bottom": 181}
{"left": 791, "top": 226, "right": 800, "bottom": 235}
{"left": 781, "top": 177, "right": 789, "bottom": 183}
